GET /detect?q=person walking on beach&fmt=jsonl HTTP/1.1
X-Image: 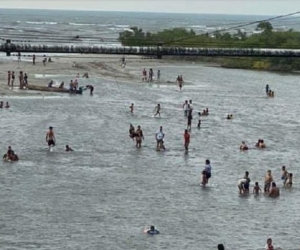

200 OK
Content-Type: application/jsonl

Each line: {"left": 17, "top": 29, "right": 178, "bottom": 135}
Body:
{"left": 46, "top": 126, "right": 56, "bottom": 151}
{"left": 33, "top": 54, "right": 36, "bottom": 65}
{"left": 7, "top": 71, "right": 11, "bottom": 86}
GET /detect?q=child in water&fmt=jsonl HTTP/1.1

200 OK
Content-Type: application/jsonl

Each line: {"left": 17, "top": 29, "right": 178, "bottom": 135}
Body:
{"left": 253, "top": 182, "right": 261, "bottom": 194}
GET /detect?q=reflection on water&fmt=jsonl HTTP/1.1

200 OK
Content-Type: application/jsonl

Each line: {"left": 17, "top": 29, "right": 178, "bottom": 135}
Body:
{"left": 0, "top": 64, "right": 299, "bottom": 250}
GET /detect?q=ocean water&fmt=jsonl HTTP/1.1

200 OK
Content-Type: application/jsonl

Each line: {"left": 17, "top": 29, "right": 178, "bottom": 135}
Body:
{"left": 0, "top": 9, "right": 300, "bottom": 250}
{"left": 0, "top": 9, "right": 299, "bottom": 46}
{"left": 1, "top": 61, "right": 300, "bottom": 250}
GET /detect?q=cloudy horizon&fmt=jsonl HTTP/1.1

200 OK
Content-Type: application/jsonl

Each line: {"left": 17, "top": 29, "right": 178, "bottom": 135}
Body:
{"left": 0, "top": 0, "right": 299, "bottom": 16}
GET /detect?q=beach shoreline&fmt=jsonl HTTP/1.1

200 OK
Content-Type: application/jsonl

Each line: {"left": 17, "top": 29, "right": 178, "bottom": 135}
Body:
{"left": 0, "top": 54, "right": 182, "bottom": 96}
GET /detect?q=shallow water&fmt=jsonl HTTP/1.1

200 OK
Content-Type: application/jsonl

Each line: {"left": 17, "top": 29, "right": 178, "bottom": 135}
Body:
{"left": 0, "top": 63, "right": 299, "bottom": 250}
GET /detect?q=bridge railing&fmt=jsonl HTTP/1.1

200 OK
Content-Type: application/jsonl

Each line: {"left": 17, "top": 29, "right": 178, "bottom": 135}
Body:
{"left": 2, "top": 41, "right": 300, "bottom": 57}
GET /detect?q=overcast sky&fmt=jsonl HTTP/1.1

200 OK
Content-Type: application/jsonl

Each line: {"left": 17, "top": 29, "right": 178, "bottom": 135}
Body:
{"left": 0, "top": 0, "right": 299, "bottom": 15}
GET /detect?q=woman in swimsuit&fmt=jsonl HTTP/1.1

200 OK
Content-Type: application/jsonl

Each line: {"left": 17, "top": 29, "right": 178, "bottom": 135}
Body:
{"left": 135, "top": 125, "right": 144, "bottom": 148}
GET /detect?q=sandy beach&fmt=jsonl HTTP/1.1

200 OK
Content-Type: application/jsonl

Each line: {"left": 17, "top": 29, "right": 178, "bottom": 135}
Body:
{"left": 0, "top": 54, "right": 174, "bottom": 96}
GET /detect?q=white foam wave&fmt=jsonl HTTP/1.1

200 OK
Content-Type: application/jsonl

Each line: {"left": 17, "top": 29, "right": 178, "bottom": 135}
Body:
{"left": 68, "top": 22, "right": 96, "bottom": 26}
{"left": 115, "top": 25, "right": 129, "bottom": 28}
{"left": 26, "top": 21, "right": 57, "bottom": 25}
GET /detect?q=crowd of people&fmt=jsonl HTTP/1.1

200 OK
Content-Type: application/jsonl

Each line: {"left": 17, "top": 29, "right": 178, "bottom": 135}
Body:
{"left": 7, "top": 70, "right": 28, "bottom": 89}
{"left": 142, "top": 68, "right": 161, "bottom": 82}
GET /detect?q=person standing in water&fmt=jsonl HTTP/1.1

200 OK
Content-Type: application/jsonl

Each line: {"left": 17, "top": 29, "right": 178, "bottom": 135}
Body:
{"left": 265, "top": 238, "right": 274, "bottom": 250}
{"left": 269, "top": 182, "right": 280, "bottom": 198}
{"left": 202, "top": 159, "right": 212, "bottom": 186}
{"left": 157, "top": 70, "right": 161, "bottom": 82}
{"left": 184, "top": 129, "right": 190, "bottom": 152}
{"left": 154, "top": 103, "right": 161, "bottom": 117}
{"left": 266, "top": 84, "right": 269, "bottom": 96}
{"left": 187, "top": 111, "right": 192, "bottom": 130}
{"left": 7, "top": 71, "right": 11, "bottom": 86}
{"left": 46, "top": 126, "right": 56, "bottom": 150}
{"left": 129, "top": 103, "right": 134, "bottom": 114}
{"left": 156, "top": 126, "right": 165, "bottom": 151}
{"left": 135, "top": 125, "right": 144, "bottom": 148}
{"left": 197, "top": 112, "right": 201, "bottom": 129}
{"left": 183, "top": 100, "right": 188, "bottom": 117}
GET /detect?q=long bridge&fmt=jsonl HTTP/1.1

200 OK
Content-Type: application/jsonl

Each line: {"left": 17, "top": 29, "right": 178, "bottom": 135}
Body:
{"left": 1, "top": 40, "right": 300, "bottom": 58}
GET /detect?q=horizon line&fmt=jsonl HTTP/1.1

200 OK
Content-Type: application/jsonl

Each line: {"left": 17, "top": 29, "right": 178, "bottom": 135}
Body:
{"left": 0, "top": 7, "right": 276, "bottom": 17}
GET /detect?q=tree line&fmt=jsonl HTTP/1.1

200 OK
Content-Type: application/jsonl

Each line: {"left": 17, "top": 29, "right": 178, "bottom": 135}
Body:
{"left": 118, "top": 22, "right": 300, "bottom": 49}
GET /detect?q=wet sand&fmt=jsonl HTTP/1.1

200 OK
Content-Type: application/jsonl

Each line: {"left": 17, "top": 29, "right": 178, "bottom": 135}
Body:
{"left": 0, "top": 54, "right": 176, "bottom": 96}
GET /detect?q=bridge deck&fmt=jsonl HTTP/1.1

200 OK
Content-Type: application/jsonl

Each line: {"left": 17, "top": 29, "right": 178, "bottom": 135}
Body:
{"left": 1, "top": 42, "right": 300, "bottom": 57}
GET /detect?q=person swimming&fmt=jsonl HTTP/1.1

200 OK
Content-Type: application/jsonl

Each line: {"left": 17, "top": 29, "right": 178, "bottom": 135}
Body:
{"left": 239, "top": 141, "right": 248, "bottom": 150}
{"left": 226, "top": 114, "right": 233, "bottom": 120}
{"left": 256, "top": 139, "right": 266, "bottom": 148}
{"left": 65, "top": 145, "right": 73, "bottom": 152}
{"left": 5, "top": 102, "right": 10, "bottom": 108}
{"left": 3, "top": 146, "right": 19, "bottom": 161}
{"left": 144, "top": 225, "right": 159, "bottom": 235}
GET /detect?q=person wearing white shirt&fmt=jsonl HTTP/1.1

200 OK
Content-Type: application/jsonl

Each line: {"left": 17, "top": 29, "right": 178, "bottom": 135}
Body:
{"left": 183, "top": 100, "right": 188, "bottom": 117}
{"left": 156, "top": 126, "right": 165, "bottom": 151}
{"left": 238, "top": 179, "right": 247, "bottom": 194}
